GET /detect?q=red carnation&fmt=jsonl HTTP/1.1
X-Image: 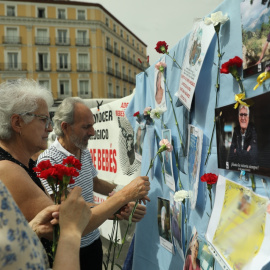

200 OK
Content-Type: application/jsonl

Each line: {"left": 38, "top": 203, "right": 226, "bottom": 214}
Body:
{"left": 155, "top": 41, "right": 168, "bottom": 54}
{"left": 138, "top": 58, "right": 142, "bottom": 64}
{"left": 63, "top": 156, "right": 82, "bottom": 170}
{"left": 220, "top": 56, "right": 243, "bottom": 75}
{"left": 201, "top": 173, "right": 218, "bottom": 185}
{"left": 33, "top": 160, "right": 52, "bottom": 173}
{"left": 133, "top": 111, "right": 140, "bottom": 117}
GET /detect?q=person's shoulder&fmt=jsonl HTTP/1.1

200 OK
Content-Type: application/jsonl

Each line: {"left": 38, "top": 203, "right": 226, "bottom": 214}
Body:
{"left": 37, "top": 145, "right": 62, "bottom": 163}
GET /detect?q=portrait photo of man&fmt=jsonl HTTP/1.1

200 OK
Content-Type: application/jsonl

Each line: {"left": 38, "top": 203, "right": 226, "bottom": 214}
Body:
{"left": 229, "top": 105, "right": 258, "bottom": 166}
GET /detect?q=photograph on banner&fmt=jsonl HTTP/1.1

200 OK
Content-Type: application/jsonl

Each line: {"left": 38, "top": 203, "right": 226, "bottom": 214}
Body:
{"left": 134, "top": 121, "right": 146, "bottom": 162}
{"left": 162, "top": 129, "right": 175, "bottom": 191}
{"left": 176, "top": 19, "right": 215, "bottom": 111}
{"left": 154, "top": 57, "right": 167, "bottom": 111}
{"left": 215, "top": 91, "right": 270, "bottom": 177}
{"left": 241, "top": 0, "right": 270, "bottom": 78}
{"left": 206, "top": 175, "right": 270, "bottom": 270}
{"left": 157, "top": 197, "right": 173, "bottom": 253}
{"left": 187, "top": 125, "right": 203, "bottom": 210}
{"left": 170, "top": 192, "right": 184, "bottom": 258}
{"left": 183, "top": 227, "right": 215, "bottom": 270}
{"left": 117, "top": 116, "right": 141, "bottom": 176}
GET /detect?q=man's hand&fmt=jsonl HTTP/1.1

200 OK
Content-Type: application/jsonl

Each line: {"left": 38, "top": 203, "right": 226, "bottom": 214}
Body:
{"left": 127, "top": 202, "right": 146, "bottom": 222}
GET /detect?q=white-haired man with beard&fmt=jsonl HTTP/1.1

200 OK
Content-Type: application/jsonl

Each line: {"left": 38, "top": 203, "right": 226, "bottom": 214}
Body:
{"left": 37, "top": 97, "right": 149, "bottom": 270}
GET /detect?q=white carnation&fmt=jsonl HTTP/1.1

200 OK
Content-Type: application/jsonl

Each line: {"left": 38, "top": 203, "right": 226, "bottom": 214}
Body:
{"left": 204, "top": 11, "right": 229, "bottom": 27}
{"left": 150, "top": 108, "right": 165, "bottom": 119}
{"left": 174, "top": 190, "right": 189, "bottom": 203}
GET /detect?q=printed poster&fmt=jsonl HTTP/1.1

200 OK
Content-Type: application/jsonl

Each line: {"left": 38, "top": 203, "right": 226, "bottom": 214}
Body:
{"left": 158, "top": 197, "right": 173, "bottom": 253}
{"left": 187, "top": 125, "right": 203, "bottom": 209}
{"left": 176, "top": 19, "right": 215, "bottom": 111}
{"left": 162, "top": 129, "right": 175, "bottom": 191}
{"left": 215, "top": 91, "right": 270, "bottom": 177}
{"left": 183, "top": 227, "right": 215, "bottom": 270}
{"left": 206, "top": 175, "right": 270, "bottom": 270}
{"left": 241, "top": 0, "right": 270, "bottom": 77}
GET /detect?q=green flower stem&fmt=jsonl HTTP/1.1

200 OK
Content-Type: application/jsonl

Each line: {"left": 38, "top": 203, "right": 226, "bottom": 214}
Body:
{"left": 205, "top": 30, "right": 222, "bottom": 166}
{"left": 164, "top": 77, "right": 185, "bottom": 155}
{"left": 237, "top": 77, "right": 245, "bottom": 94}
{"left": 166, "top": 52, "right": 182, "bottom": 70}
{"left": 208, "top": 185, "right": 213, "bottom": 211}
{"left": 118, "top": 151, "right": 160, "bottom": 258}
{"left": 250, "top": 174, "right": 256, "bottom": 191}
{"left": 172, "top": 139, "right": 183, "bottom": 189}
{"left": 110, "top": 218, "right": 119, "bottom": 270}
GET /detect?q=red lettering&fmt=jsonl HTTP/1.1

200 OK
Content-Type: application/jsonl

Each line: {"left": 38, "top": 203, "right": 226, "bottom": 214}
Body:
{"left": 98, "top": 149, "right": 102, "bottom": 170}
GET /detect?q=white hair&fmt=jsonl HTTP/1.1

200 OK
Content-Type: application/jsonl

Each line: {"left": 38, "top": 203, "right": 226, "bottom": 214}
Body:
{"left": 53, "top": 97, "right": 88, "bottom": 137}
{"left": 238, "top": 105, "right": 250, "bottom": 115}
{"left": 0, "top": 79, "right": 53, "bottom": 140}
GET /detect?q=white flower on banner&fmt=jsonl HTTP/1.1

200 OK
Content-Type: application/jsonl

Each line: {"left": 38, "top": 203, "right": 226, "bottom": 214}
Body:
{"left": 150, "top": 108, "right": 164, "bottom": 120}
{"left": 174, "top": 190, "right": 189, "bottom": 203}
{"left": 204, "top": 11, "right": 229, "bottom": 26}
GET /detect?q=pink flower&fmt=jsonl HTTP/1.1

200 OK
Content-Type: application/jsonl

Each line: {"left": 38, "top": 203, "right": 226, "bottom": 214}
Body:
{"left": 155, "top": 62, "right": 167, "bottom": 73}
{"left": 143, "top": 107, "right": 151, "bottom": 115}
{"left": 159, "top": 139, "right": 173, "bottom": 153}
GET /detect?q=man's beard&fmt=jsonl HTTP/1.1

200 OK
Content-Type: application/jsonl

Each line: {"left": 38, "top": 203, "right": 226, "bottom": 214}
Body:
{"left": 70, "top": 133, "right": 89, "bottom": 150}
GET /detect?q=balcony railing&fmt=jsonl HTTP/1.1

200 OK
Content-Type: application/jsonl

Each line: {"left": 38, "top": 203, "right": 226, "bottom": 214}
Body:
{"left": 35, "top": 37, "right": 50, "bottom": 45}
{"left": 127, "top": 57, "right": 133, "bottom": 64}
{"left": 115, "top": 70, "right": 121, "bottom": 79}
{"left": 0, "top": 63, "right": 27, "bottom": 71}
{"left": 106, "top": 43, "right": 113, "bottom": 53}
{"left": 56, "top": 63, "right": 72, "bottom": 71}
{"left": 2, "top": 36, "right": 21, "bottom": 44}
{"left": 36, "top": 63, "right": 51, "bottom": 72}
{"left": 107, "top": 67, "right": 114, "bottom": 76}
{"left": 121, "top": 53, "right": 127, "bottom": 61}
{"left": 76, "top": 38, "right": 90, "bottom": 46}
{"left": 129, "top": 76, "right": 135, "bottom": 84}
{"left": 55, "top": 37, "right": 70, "bottom": 46}
{"left": 122, "top": 74, "right": 129, "bottom": 82}
{"left": 77, "top": 63, "right": 91, "bottom": 72}
{"left": 114, "top": 48, "right": 120, "bottom": 57}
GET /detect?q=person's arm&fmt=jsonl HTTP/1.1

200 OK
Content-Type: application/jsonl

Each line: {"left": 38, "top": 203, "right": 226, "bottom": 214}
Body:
{"left": 256, "top": 41, "right": 269, "bottom": 64}
{"left": 93, "top": 176, "right": 116, "bottom": 196}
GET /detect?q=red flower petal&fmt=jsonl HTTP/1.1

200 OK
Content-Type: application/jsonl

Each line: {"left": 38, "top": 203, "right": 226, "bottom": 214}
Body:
{"left": 133, "top": 111, "right": 140, "bottom": 117}
{"left": 155, "top": 41, "right": 168, "bottom": 54}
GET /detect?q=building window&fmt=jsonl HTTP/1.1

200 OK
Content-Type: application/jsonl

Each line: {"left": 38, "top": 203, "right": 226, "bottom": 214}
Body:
{"left": 77, "top": 10, "right": 85, "bottom": 20}
{"left": 7, "top": 6, "right": 15, "bottom": 16}
{"left": 36, "top": 29, "right": 49, "bottom": 45}
{"left": 78, "top": 54, "right": 89, "bottom": 71}
{"left": 120, "top": 29, "right": 123, "bottom": 38}
{"left": 137, "top": 43, "right": 139, "bottom": 50}
{"left": 39, "top": 80, "right": 50, "bottom": 90}
{"left": 127, "top": 35, "right": 129, "bottom": 42}
{"left": 108, "top": 83, "right": 113, "bottom": 98}
{"left": 129, "top": 88, "right": 133, "bottom": 94}
{"left": 37, "top": 8, "right": 46, "bottom": 18}
{"left": 59, "top": 80, "right": 69, "bottom": 96}
{"left": 132, "top": 39, "right": 134, "bottom": 46}
{"left": 7, "top": 52, "right": 18, "bottom": 70}
{"left": 113, "top": 24, "right": 116, "bottom": 32}
{"left": 77, "top": 30, "right": 88, "bottom": 45}
{"left": 6, "top": 28, "right": 19, "bottom": 44}
{"left": 58, "top": 53, "right": 69, "bottom": 70}
{"left": 57, "top": 30, "right": 68, "bottom": 45}
{"left": 37, "top": 53, "right": 49, "bottom": 71}
{"left": 123, "top": 88, "right": 127, "bottom": 97}
{"left": 141, "top": 47, "right": 144, "bottom": 53}
{"left": 58, "top": 9, "right": 66, "bottom": 19}
{"left": 79, "top": 80, "right": 90, "bottom": 96}
{"left": 106, "top": 18, "right": 109, "bottom": 26}
{"left": 116, "top": 85, "right": 120, "bottom": 98}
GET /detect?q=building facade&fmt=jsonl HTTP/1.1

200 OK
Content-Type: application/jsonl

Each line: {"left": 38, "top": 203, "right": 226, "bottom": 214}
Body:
{"left": 0, "top": 0, "right": 148, "bottom": 101}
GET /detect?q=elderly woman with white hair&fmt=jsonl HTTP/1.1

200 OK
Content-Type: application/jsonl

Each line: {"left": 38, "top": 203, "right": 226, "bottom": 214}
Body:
{"left": 0, "top": 79, "right": 150, "bottom": 268}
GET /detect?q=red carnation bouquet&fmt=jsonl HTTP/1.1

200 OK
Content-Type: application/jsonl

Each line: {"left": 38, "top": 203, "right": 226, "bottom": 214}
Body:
{"left": 34, "top": 156, "right": 82, "bottom": 260}
{"left": 201, "top": 173, "right": 218, "bottom": 211}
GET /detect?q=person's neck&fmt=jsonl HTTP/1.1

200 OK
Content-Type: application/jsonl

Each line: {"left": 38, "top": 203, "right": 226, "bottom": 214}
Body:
{"left": 0, "top": 140, "right": 31, "bottom": 167}
{"left": 240, "top": 128, "right": 246, "bottom": 134}
{"left": 58, "top": 137, "right": 81, "bottom": 160}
